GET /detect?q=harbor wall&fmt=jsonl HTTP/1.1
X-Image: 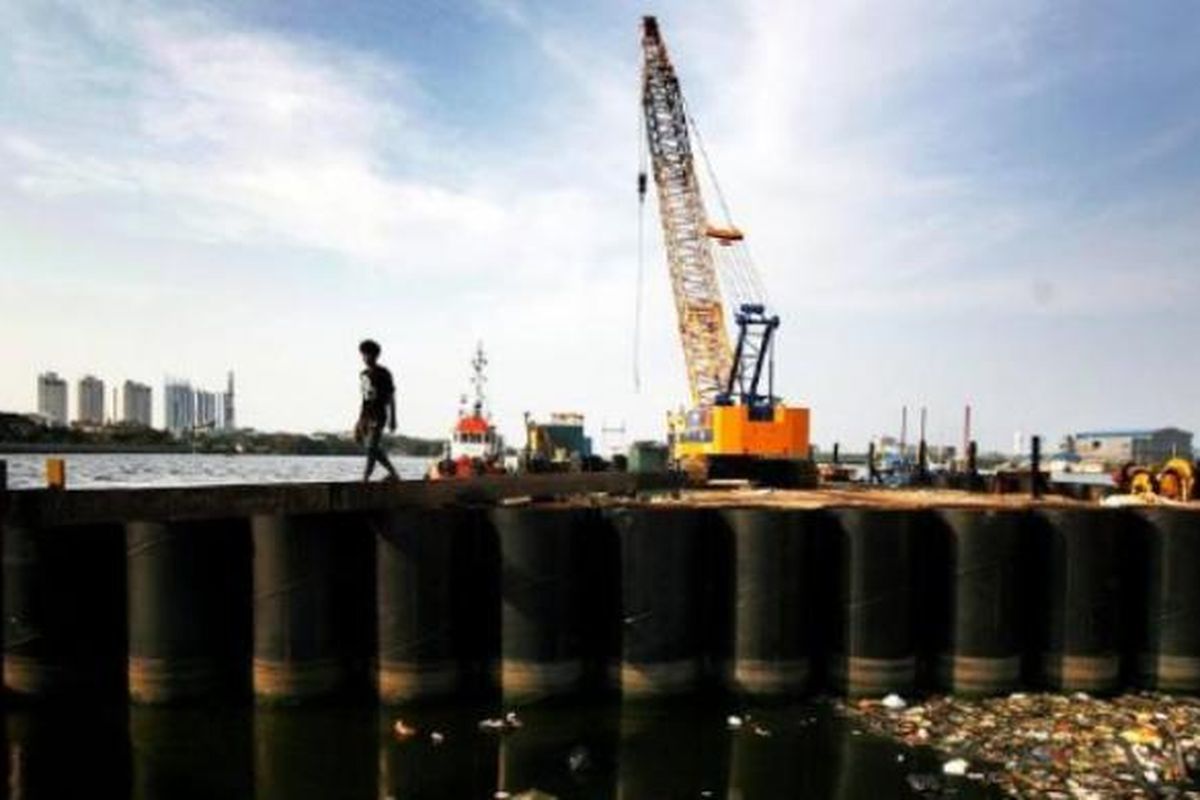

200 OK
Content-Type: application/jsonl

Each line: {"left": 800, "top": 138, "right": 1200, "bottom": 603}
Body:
{"left": 2, "top": 476, "right": 1198, "bottom": 704}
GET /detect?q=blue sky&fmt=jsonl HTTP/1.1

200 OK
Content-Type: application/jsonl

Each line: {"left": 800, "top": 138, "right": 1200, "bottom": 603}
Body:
{"left": 1, "top": 0, "right": 1197, "bottom": 452}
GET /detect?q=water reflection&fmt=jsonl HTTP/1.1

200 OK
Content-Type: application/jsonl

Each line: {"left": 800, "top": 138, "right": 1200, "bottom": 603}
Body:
{"left": 7, "top": 705, "right": 130, "bottom": 799}
{"left": 380, "top": 705, "right": 498, "bottom": 799}
{"left": 3, "top": 699, "right": 999, "bottom": 799}
{"left": 131, "top": 706, "right": 253, "bottom": 800}
{"left": 499, "top": 704, "right": 617, "bottom": 799}
{"left": 255, "top": 707, "right": 376, "bottom": 800}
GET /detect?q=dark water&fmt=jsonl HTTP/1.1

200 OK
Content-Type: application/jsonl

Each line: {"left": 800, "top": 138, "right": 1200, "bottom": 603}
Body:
{"left": 3, "top": 699, "right": 999, "bottom": 799}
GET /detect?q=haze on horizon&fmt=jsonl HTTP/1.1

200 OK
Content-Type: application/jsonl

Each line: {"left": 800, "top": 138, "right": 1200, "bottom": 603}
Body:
{"left": 1, "top": 1, "right": 1197, "bottom": 452}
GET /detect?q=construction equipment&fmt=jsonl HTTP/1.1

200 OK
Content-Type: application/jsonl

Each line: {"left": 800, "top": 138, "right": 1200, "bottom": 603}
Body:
{"left": 1115, "top": 458, "right": 1195, "bottom": 502}
{"left": 522, "top": 412, "right": 595, "bottom": 473}
{"left": 638, "top": 16, "right": 812, "bottom": 485}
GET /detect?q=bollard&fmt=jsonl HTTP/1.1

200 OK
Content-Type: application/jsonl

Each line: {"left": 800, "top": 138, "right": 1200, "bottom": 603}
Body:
{"left": 722, "top": 508, "right": 820, "bottom": 696}
{"left": 967, "top": 440, "right": 979, "bottom": 491}
{"left": 1029, "top": 509, "right": 1120, "bottom": 692}
{"left": 126, "top": 519, "right": 252, "bottom": 703}
{"left": 490, "top": 507, "right": 587, "bottom": 702}
{"left": 1126, "top": 508, "right": 1200, "bottom": 692}
{"left": 1031, "top": 435, "right": 1043, "bottom": 499}
{"left": 251, "top": 512, "right": 374, "bottom": 704}
{"left": 607, "top": 508, "right": 704, "bottom": 697}
{"left": 3, "top": 521, "right": 126, "bottom": 698}
{"left": 45, "top": 458, "right": 66, "bottom": 490}
{"left": 375, "top": 508, "right": 472, "bottom": 703}
{"left": 828, "top": 509, "right": 916, "bottom": 696}
{"left": 867, "top": 442, "right": 878, "bottom": 484}
{"left": 925, "top": 509, "right": 1023, "bottom": 695}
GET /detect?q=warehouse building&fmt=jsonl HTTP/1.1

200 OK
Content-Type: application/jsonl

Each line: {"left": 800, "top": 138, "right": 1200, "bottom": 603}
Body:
{"left": 1073, "top": 428, "right": 1193, "bottom": 466}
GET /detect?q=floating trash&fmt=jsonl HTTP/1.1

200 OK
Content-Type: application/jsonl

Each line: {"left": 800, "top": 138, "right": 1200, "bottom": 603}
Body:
{"left": 727, "top": 715, "right": 744, "bottom": 730}
{"left": 392, "top": 720, "right": 417, "bottom": 741}
{"left": 942, "top": 758, "right": 969, "bottom": 776}
{"left": 881, "top": 693, "right": 907, "bottom": 711}
{"left": 478, "top": 712, "right": 525, "bottom": 735}
{"left": 843, "top": 692, "right": 1200, "bottom": 797}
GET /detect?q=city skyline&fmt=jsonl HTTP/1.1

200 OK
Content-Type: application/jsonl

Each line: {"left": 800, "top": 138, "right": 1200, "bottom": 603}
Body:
{"left": 1, "top": 2, "right": 1198, "bottom": 449}
{"left": 23, "top": 369, "right": 235, "bottom": 432}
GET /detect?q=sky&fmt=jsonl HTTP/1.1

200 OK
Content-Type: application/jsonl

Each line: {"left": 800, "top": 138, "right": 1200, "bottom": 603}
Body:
{"left": 1, "top": 0, "right": 1198, "bottom": 452}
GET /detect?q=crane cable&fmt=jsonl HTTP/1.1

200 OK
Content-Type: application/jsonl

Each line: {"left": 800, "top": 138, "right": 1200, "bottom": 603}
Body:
{"left": 684, "top": 106, "right": 766, "bottom": 307}
{"left": 634, "top": 97, "right": 648, "bottom": 393}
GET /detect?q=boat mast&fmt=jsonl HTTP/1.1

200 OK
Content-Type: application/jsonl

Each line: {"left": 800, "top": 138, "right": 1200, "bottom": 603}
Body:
{"left": 470, "top": 342, "right": 488, "bottom": 418}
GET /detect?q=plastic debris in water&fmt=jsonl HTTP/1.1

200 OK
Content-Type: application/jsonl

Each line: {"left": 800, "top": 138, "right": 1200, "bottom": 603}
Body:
{"left": 906, "top": 774, "right": 942, "bottom": 793}
{"left": 881, "top": 693, "right": 907, "bottom": 711}
{"left": 727, "top": 715, "right": 744, "bottom": 730}
{"left": 430, "top": 731, "right": 445, "bottom": 746}
{"left": 842, "top": 691, "right": 1200, "bottom": 797}
{"left": 942, "top": 758, "right": 969, "bottom": 776}
{"left": 567, "top": 745, "right": 590, "bottom": 773}
{"left": 392, "top": 720, "right": 417, "bottom": 741}
{"left": 505, "top": 711, "right": 523, "bottom": 729}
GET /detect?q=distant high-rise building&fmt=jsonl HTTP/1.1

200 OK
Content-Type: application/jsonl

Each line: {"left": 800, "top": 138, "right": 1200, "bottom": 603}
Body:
{"left": 196, "top": 390, "right": 219, "bottom": 429}
{"left": 77, "top": 375, "right": 105, "bottom": 426}
{"left": 123, "top": 380, "right": 153, "bottom": 427}
{"left": 37, "top": 371, "right": 68, "bottom": 427}
{"left": 164, "top": 379, "right": 195, "bottom": 435}
{"left": 223, "top": 371, "right": 236, "bottom": 430}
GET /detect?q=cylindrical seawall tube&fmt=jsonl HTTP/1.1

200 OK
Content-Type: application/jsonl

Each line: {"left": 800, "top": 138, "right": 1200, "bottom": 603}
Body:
{"left": 1124, "top": 508, "right": 1200, "bottom": 692}
{"left": 922, "top": 509, "right": 1023, "bottom": 695}
{"left": 490, "top": 507, "right": 588, "bottom": 702}
{"left": 126, "top": 518, "right": 252, "bottom": 703}
{"left": 827, "top": 509, "right": 915, "bottom": 696}
{"left": 722, "top": 507, "right": 822, "bottom": 696}
{"left": 607, "top": 507, "right": 705, "bottom": 698}
{"left": 3, "top": 521, "right": 126, "bottom": 699}
{"left": 375, "top": 508, "right": 470, "bottom": 703}
{"left": 251, "top": 512, "right": 374, "bottom": 704}
{"left": 1029, "top": 508, "right": 1120, "bottom": 693}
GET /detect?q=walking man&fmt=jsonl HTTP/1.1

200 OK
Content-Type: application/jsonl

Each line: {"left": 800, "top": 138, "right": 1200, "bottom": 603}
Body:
{"left": 356, "top": 339, "right": 400, "bottom": 482}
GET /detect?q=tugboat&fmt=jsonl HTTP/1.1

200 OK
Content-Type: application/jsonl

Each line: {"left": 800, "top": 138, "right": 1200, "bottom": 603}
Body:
{"left": 433, "top": 343, "right": 505, "bottom": 478}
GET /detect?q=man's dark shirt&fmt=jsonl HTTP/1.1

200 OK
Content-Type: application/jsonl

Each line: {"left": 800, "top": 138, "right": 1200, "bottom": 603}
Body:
{"left": 360, "top": 365, "right": 395, "bottom": 424}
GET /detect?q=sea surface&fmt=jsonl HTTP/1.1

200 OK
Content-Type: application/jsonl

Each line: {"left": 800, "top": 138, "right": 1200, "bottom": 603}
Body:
{"left": 3, "top": 698, "right": 1000, "bottom": 799}
{"left": 0, "top": 452, "right": 432, "bottom": 489}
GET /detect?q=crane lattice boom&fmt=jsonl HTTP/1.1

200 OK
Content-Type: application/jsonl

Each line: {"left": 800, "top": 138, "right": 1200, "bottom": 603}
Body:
{"left": 640, "top": 16, "right": 732, "bottom": 408}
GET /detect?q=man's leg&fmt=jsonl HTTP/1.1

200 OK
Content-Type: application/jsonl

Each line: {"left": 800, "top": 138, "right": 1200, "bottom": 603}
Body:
{"left": 364, "top": 424, "right": 380, "bottom": 481}
{"left": 376, "top": 438, "right": 400, "bottom": 479}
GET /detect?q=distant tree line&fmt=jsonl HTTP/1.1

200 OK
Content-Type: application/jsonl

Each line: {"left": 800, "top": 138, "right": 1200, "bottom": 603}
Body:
{"left": 0, "top": 413, "right": 444, "bottom": 457}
